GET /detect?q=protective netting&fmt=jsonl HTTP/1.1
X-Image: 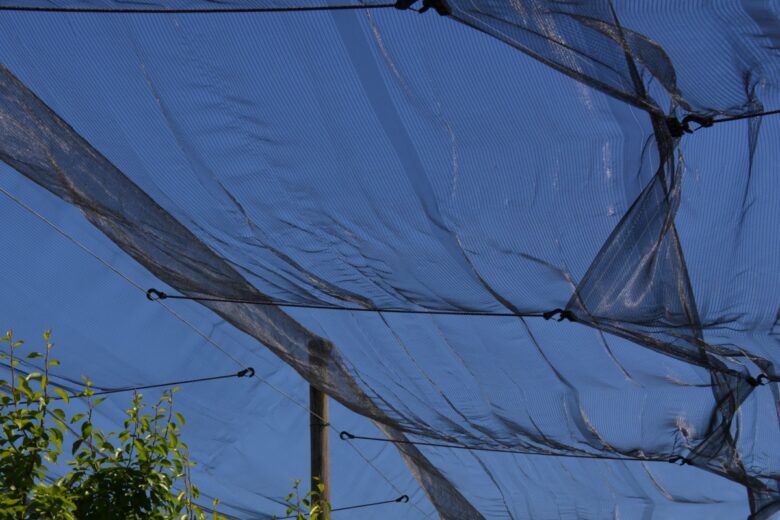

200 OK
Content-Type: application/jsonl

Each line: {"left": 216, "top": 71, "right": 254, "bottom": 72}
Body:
{"left": 0, "top": 1, "right": 393, "bottom": 10}
{"left": 0, "top": 1, "right": 779, "bottom": 518}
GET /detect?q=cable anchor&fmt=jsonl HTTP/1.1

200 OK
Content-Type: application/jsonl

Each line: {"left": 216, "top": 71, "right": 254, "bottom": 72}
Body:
{"left": 666, "top": 114, "right": 713, "bottom": 138}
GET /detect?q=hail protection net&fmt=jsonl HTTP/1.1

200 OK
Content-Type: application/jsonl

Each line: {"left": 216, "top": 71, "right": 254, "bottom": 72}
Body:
{"left": 0, "top": 1, "right": 779, "bottom": 518}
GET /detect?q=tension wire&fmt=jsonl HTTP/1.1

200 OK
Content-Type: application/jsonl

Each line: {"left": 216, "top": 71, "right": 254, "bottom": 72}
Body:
{"left": 55, "top": 367, "right": 255, "bottom": 400}
{"left": 145, "top": 288, "right": 546, "bottom": 318}
{"left": 339, "top": 430, "right": 693, "bottom": 465}
{"left": 1, "top": 368, "right": 255, "bottom": 409}
{"left": 0, "top": 0, "right": 453, "bottom": 14}
{"left": 667, "top": 107, "right": 780, "bottom": 137}
{"left": 275, "top": 494, "right": 409, "bottom": 519}
{"left": 0, "top": 3, "right": 397, "bottom": 14}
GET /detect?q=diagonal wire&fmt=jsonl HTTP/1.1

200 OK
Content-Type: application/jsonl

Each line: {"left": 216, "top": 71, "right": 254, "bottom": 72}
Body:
{"left": 0, "top": 184, "right": 246, "bottom": 368}
{"left": 0, "top": 184, "right": 427, "bottom": 516}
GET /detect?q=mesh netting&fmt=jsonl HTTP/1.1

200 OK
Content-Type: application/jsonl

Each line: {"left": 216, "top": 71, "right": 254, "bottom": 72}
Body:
{"left": 0, "top": 1, "right": 779, "bottom": 518}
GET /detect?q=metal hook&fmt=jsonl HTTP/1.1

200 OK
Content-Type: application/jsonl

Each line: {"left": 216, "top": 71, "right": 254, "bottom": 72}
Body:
{"left": 146, "top": 288, "right": 167, "bottom": 301}
{"left": 237, "top": 367, "right": 256, "bottom": 378}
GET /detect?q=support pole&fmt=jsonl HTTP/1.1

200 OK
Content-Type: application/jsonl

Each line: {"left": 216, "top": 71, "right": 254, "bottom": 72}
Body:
{"left": 308, "top": 339, "right": 332, "bottom": 516}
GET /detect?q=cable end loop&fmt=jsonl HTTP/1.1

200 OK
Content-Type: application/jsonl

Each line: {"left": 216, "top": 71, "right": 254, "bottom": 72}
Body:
{"left": 542, "top": 308, "right": 576, "bottom": 322}
{"left": 667, "top": 114, "right": 714, "bottom": 138}
{"left": 146, "top": 288, "right": 167, "bottom": 301}
{"left": 340, "top": 431, "right": 356, "bottom": 441}
{"left": 396, "top": 494, "right": 410, "bottom": 503}
{"left": 237, "top": 367, "right": 256, "bottom": 378}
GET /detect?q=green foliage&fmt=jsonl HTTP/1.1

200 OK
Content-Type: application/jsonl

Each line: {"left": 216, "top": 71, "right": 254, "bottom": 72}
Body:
{"left": 275, "top": 478, "right": 330, "bottom": 520}
{"left": 0, "top": 330, "right": 224, "bottom": 519}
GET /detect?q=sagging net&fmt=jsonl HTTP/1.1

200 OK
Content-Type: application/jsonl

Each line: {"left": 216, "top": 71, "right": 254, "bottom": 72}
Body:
{"left": 0, "top": 1, "right": 779, "bottom": 518}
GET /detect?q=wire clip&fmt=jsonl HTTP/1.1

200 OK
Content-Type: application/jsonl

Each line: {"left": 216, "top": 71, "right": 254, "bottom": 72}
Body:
{"left": 395, "top": 0, "right": 450, "bottom": 15}
{"left": 747, "top": 373, "right": 770, "bottom": 387}
{"left": 542, "top": 308, "right": 576, "bottom": 322}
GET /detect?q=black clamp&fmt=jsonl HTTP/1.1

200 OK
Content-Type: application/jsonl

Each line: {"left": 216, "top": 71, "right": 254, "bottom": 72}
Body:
{"left": 146, "top": 288, "right": 168, "bottom": 301}
{"left": 395, "top": 0, "right": 450, "bottom": 15}
{"left": 340, "top": 431, "right": 356, "bottom": 440}
{"left": 666, "top": 114, "right": 714, "bottom": 138}
{"left": 668, "top": 455, "right": 691, "bottom": 466}
{"left": 542, "top": 308, "right": 577, "bottom": 322}
{"left": 395, "top": 495, "right": 410, "bottom": 503}
{"left": 747, "top": 373, "right": 770, "bottom": 387}
{"left": 237, "top": 367, "right": 256, "bottom": 378}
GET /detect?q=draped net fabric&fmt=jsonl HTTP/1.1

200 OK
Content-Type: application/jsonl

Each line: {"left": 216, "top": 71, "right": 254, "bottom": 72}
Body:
{"left": 0, "top": 1, "right": 778, "bottom": 518}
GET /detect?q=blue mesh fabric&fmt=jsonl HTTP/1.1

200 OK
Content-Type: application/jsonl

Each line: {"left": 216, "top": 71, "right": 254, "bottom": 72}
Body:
{"left": 0, "top": 2, "right": 779, "bottom": 518}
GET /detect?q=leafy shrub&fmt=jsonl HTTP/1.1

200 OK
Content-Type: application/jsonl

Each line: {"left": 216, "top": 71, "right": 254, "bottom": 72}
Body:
{"left": 276, "top": 478, "right": 330, "bottom": 520}
{"left": 0, "top": 330, "right": 223, "bottom": 519}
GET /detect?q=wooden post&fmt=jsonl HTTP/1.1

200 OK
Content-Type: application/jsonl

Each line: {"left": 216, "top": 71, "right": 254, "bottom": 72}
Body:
{"left": 308, "top": 339, "right": 331, "bottom": 516}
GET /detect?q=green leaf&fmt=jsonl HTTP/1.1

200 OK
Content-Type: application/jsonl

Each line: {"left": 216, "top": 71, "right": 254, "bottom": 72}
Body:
{"left": 50, "top": 427, "right": 63, "bottom": 447}
{"left": 52, "top": 388, "right": 70, "bottom": 404}
{"left": 71, "top": 439, "right": 83, "bottom": 455}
